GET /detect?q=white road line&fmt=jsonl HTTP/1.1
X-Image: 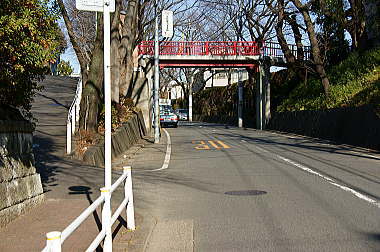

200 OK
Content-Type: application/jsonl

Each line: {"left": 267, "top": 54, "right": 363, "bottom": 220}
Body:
{"left": 252, "top": 144, "right": 380, "bottom": 209}
{"left": 277, "top": 155, "right": 380, "bottom": 209}
{"left": 150, "top": 128, "right": 171, "bottom": 172}
{"left": 267, "top": 130, "right": 380, "bottom": 160}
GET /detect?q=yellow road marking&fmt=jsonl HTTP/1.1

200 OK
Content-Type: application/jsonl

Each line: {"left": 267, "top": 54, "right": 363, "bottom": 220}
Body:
{"left": 217, "top": 140, "right": 230, "bottom": 149}
{"left": 193, "top": 140, "right": 231, "bottom": 150}
{"left": 192, "top": 140, "right": 210, "bottom": 150}
{"left": 208, "top": 140, "right": 221, "bottom": 149}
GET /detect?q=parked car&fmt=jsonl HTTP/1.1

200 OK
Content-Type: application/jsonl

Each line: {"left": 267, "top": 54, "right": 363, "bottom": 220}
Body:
{"left": 160, "top": 107, "right": 178, "bottom": 127}
{"left": 175, "top": 109, "right": 188, "bottom": 121}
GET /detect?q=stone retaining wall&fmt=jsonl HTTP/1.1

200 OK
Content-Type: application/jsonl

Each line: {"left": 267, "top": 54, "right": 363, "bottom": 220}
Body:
{"left": 268, "top": 106, "right": 380, "bottom": 150}
{"left": 82, "top": 111, "right": 147, "bottom": 167}
{"left": 0, "top": 120, "right": 44, "bottom": 228}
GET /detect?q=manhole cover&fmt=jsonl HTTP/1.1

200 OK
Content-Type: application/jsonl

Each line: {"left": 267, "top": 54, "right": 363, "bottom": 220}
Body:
{"left": 224, "top": 190, "right": 267, "bottom": 196}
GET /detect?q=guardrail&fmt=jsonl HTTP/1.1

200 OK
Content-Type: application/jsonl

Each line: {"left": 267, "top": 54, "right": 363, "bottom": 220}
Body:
{"left": 66, "top": 78, "right": 82, "bottom": 154}
{"left": 42, "top": 166, "right": 135, "bottom": 252}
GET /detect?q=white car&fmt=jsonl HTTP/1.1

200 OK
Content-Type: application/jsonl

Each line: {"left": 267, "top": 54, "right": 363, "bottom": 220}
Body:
{"left": 160, "top": 107, "right": 178, "bottom": 128}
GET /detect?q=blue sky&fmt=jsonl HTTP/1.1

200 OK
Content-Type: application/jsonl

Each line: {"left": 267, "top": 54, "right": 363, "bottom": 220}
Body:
{"left": 61, "top": 43, "right": 80, "bottom": 74}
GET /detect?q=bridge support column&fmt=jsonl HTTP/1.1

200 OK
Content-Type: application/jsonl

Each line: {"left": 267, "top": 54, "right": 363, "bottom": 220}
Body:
{"left": 256, "top": 61, "right": 271, "bottom": 130}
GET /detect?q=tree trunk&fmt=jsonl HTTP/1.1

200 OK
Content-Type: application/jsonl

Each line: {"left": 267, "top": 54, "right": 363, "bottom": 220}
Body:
{"left": 110, "top": 0, "right": 122, "bottom": 103}
{"left": 56, "top": 0, "right": 89, "bottom": 82}
{"left": 292, "top": 0, "right": 330, "bottom": 96}
{"left": 119, "top": 0, "right": 139, "bottom": 97}
{"left": 79, "top": 14, "right": 104, "bottom": 132}
{"left": 275, "top": 0, "right": 297, "bottom": 65}
{"left": 274, "top": 0, "right": 306, "bottom": 80}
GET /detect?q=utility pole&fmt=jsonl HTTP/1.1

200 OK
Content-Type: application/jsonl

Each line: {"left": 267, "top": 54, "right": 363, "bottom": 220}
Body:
{"left": 237, "top": 0, "right": 244, "bottom": 128}
{"left": 189, "top": 76, "right": 193, "bottom": 122}
{"left": 103, "top": 0, "right": 112, "bottom": 250}
{"left": 238, "top": 70, "right": 243, "bottom": 128}
{"left": 154, "top": 0, "right": 160, "bottom": 143}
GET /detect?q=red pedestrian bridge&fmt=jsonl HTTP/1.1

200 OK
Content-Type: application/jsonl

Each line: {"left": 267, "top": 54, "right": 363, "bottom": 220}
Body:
{"left": 138, "top": 41, "right": 310, "bottom": 68}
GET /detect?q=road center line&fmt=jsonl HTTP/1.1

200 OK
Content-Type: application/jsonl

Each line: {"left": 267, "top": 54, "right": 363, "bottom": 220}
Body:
{"left": 250, "top": 144, "right": 380, "bottom": 209}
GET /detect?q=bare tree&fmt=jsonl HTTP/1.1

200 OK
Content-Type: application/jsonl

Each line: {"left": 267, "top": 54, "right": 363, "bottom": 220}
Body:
{"left": 289, "top": 0, "right": 330, "bottom": 96}
{"left": 58, "top": 0, "right": 190, "bottom": 132}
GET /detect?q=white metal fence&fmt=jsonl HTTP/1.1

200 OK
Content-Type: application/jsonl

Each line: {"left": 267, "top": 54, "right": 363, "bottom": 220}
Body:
{"left": 42, "top": 166, "right": 135, "bottom": 252}
{"left": 66, "top": 78, "right": 82, "bottom": 154}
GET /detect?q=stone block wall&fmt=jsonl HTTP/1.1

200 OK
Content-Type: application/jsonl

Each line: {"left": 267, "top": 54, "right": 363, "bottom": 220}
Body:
{"left": 82, "top": 111, "right": 147, "bottom": 167}
{"left": 0, "top": 120, "right": 44, "bottom": 228}
{"left": 268, "top": 106, "right": 380, "bottom": 150}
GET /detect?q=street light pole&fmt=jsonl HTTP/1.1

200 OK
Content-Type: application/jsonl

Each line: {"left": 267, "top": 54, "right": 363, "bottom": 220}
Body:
{"left": 237, "top": 0, "right": 244, "bottom": 128}
{"left": 154, "top": 0, "right": 160, "bottom": 143}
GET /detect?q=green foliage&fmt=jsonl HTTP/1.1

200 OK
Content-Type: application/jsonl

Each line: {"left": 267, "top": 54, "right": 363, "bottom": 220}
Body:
{"left": 277, "top": 48, "right": 380, "bottom": 112}
{"left": 57, "top": 60, "right": 73, "bottom": 76}
{"left": 194, "top": 81, "right": 255, "bottom": 117}
{"left": 0, "top": 0, "right": 62, "bottom": 115}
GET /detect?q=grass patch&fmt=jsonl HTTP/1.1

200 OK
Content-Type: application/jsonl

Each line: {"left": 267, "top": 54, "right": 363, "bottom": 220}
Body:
{"left": 276, "top": 48, "right": 380, "bottom": 112}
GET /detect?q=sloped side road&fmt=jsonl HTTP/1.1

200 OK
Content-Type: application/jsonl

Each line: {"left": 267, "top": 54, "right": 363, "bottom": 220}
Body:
{"left": 0, "top": 76, "right": 136, "bottom": 251}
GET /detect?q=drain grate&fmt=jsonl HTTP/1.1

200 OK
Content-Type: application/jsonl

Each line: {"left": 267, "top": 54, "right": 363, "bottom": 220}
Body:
{"left": 224, "top": 190, "right": 267, "bottom": 196}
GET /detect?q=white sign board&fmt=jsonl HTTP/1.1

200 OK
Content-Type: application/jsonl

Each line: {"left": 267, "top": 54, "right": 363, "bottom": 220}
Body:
{"left": 162, "top": 10, "right": 173, "bottom": 38}
{"left": 76, "top": 0, "right": 115, "bottom": 12}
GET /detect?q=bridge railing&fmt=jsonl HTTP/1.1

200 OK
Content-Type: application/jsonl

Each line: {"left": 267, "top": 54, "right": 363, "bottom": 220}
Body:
{"left": 139, "top": 40, "right": 311, "bottom": 60}
{"left": 263, "top": 42, "right": 311, "bottom": 60}
{"left": 139, "top": 41, "right": 260, "bottom": 56}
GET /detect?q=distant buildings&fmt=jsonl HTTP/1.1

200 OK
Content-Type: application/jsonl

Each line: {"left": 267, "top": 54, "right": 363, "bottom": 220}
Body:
{"left": 204, "top": 69, "right": 249, "bottom": 88}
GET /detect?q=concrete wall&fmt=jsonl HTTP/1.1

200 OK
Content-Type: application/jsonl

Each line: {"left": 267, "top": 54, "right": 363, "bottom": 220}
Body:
{"left": 0, "top": 120, "right": 44, "bottom": 228}
{"left": 268, "top": 106, "right": 380, "bottom": 150}
{"left": 82, "top": 112, "right": 147, "bottom": 167}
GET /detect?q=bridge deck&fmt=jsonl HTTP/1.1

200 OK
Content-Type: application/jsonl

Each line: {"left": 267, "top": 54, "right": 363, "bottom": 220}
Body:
{"left": 138, "top": 41, "right": 309, "bottom": 68}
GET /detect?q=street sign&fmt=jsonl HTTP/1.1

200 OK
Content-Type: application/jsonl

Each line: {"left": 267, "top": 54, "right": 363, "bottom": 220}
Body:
{"left": 162, "top": 10, "right": 173, "bottom": 38}
{"left": 76, "top": 0, "right": 115, "bottom": 12}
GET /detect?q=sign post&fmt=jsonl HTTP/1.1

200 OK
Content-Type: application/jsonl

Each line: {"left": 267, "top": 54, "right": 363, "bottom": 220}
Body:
{"left": 76, "top": 0, "right": 114, "bottom": 250}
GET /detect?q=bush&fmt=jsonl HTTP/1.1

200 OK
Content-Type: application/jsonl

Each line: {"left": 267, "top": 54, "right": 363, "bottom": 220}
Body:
{"left": 0, "top": 0, "right": 62, "bottom": 117}
{"left": 57, "top": 60, "right": 73, "bottom": 76}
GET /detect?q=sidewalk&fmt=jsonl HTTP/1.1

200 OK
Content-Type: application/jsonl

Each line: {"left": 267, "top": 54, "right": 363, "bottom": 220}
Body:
{"left": 0, "top": 76, "right": 162, "bottom": 251}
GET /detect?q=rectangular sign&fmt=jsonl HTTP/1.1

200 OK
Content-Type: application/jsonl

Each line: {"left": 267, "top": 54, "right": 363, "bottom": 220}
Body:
{"left": 76, "top": 0, "right": 115, "bottom": 12}
{"left": 162, "top": 10, "right": 173, "bottom": 38}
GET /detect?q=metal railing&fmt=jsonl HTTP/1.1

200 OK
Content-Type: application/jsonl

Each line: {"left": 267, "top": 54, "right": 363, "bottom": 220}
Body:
{"left": 139, "top": 41, "right": 260, "bottom": 56}
{"left": 67, "top": 78, "right": 82, "bottom": 154}
{"left": 262, "top": 42, "right": 311, "bottom": 60}
{"left": 138, "top": 40, "right": 311, "bottom": 60}
{"left": 42, "top": 166, "right": 135, "bottom": 252}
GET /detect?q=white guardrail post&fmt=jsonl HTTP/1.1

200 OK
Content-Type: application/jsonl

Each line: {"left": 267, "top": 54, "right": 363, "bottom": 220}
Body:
{"left": 66, "top": 120, "right": 71, "bottom": 154}
{"left": 42, "top": 167, "right": 135, "bottom": 252}
{"left": 101, "top": 187, "right": 112, "bottom": 252}
{"left": 45, "top": 231, "right": 62, "bottom": 252}
{"left": 125, "top": 166, "right": 136, "bottom": 230}
{"left": 66, "top": 78, "right": 82, "bottom": 154}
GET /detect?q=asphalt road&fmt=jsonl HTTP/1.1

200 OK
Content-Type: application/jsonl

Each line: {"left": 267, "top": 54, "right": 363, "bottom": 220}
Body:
{"left": 132, "top": 121, "right": 380, "bottom": 252}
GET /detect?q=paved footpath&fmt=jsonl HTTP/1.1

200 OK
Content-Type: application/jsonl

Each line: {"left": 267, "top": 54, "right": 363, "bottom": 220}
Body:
{"left": 0, "top": 76, "right": 156, "bottom": 251}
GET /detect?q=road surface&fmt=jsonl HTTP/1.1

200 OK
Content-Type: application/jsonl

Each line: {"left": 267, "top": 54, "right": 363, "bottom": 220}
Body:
{"left": 131, "top": 121, "right": 380, "bottom": 252}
